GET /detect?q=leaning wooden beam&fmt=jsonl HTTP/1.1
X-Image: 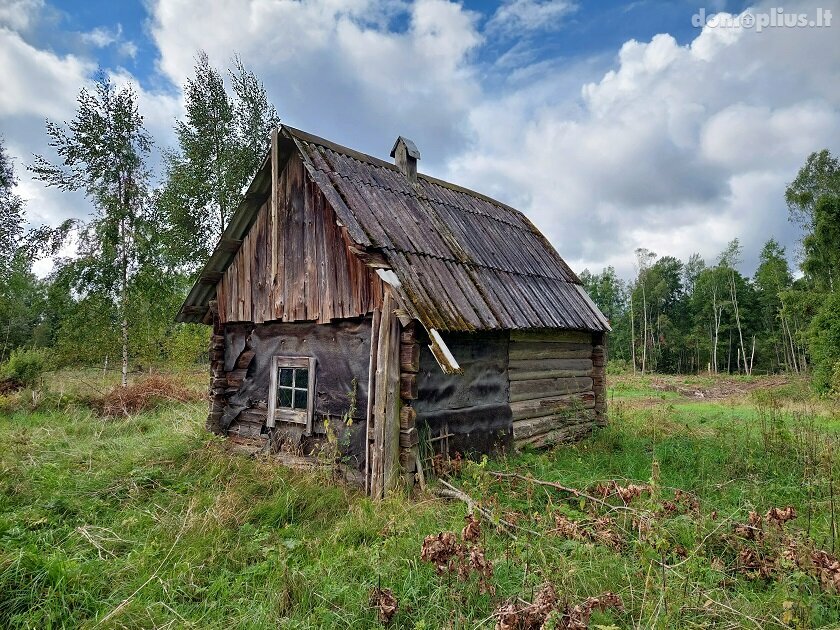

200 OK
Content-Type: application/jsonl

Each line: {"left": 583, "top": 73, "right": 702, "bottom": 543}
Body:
{"left": 364, "top": 308, "right": 382, "bottom": 496}
{"left": 382, "top": 301, "right": 401, "bottom": 495}
{"left": 371, "top": 290, "right": 401, "bottom": 498}
{"left": 428, "top": 329, "right": 462, "bottom": 375}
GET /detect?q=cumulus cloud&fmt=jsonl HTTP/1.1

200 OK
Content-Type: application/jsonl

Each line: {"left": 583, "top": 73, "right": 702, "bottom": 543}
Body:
{"left": 4, "top": 0, "right": 838, "bottom": 283}
{"left": 0, "top": 0, "right": 44, "bottom": 32}
{"left": 149, "top": 0, "right": 483, "bottom": 166}
{"left": 447, "top": 0, "right": 840, "bottom": 276}
{"left": 0, "top": 18, "right": 179, "bottom": 277}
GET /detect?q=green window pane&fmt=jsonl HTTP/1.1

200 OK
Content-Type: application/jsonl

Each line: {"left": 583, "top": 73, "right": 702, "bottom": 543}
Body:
{"left": 279, "top": 368, "right": 293, "bottom": 387}
{"left": 294, "top": 388, "right": 308, "bottom": 410}
{"left": 296, "top": 368, "right": 309, "bottom": 386}
{"left": 278, "top": 387, "right": 293, "bottom": 408}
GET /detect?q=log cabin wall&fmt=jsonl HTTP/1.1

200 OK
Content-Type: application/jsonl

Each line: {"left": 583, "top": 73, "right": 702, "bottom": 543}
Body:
{"left": 211, "top": 318, "right": 374, "bottom": 470}
{"left": 216, "top": 152, "right": 384, "bottom": 325}
{"left": 413, "top": 330, "right": 513, "bottom": 458}
{"left": 508, "top": 330, "right": 602, "bottom": 448}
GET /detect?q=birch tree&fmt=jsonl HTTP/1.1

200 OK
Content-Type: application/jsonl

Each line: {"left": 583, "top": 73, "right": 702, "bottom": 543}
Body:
{"left": 159, "top": 51, "right": 279, "bottom": 268}
{"left": 31, "top": 76, "right": 151, "bottom": 387}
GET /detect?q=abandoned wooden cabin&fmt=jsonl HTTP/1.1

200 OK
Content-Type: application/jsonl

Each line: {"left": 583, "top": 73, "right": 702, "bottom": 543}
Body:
{"left": 176, "top": 125, "right": 611, "bottom": 496}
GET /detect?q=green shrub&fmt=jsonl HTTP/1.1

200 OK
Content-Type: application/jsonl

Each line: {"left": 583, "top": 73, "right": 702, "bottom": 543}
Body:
{"left": 1, "top": 348, "right": 47, "bottom": 387}
{"left": 808, "top": 291, "right": 840, "bottom": 394}
{"left": 607, "top": 359, "right": 630, "bottom": 375}
{"left": 831, "top": 361, "right": 840, "bottom": 398}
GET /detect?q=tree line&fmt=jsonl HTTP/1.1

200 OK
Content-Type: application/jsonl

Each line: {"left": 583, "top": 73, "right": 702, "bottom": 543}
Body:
{"left": 0, "top": 52, "right": 277, "bottom": 384}
{"left": 581, "top": 150, "right": 840, "bottom": 392}
{"left": 1, "top": 51, "right": 838, "bottom": 393}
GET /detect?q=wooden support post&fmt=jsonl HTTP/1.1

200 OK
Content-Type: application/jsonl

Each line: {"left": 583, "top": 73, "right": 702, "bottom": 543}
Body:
{"left": 371, "top": 291, "right": 401, "bottom": 498}
{"left": 364, "top": 308, "right": 381, "bottom": 496}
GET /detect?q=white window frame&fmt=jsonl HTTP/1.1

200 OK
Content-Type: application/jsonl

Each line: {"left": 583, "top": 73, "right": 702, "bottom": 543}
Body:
{"left": 267, "top": 356, "right": 316, "bottom": 435}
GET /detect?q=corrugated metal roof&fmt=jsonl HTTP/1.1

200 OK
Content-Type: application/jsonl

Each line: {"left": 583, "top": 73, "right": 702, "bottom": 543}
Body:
{"left": 177, "top": 125, "right": 611, "bottom": 333}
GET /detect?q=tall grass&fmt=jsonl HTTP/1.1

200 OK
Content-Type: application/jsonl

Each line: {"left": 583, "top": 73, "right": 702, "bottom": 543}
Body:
{"left": 0, "top": 374, "right": 838, "bottom": 628}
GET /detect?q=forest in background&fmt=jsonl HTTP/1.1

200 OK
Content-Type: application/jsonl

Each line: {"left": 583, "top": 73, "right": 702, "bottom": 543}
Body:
{"left": 579, "top": 153, "right": 840, "bottom": 393}
{"left": 1, "top": 51, "right": 839, "bottom": 393}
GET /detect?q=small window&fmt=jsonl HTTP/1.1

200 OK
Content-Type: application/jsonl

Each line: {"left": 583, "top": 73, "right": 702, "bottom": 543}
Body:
{"left": 268, "top": 356, "right": 316, "bottom": 433}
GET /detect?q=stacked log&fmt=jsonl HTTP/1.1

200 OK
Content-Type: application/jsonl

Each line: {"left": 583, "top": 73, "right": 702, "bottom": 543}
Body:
{"left": 508, "top": 330, "right": 602, "bottom": 449}
{"left": 592, "top": 333, "right": 607, "bottom": 427}
{"left": 399, "top": 322, "right": 420, "bottom": 488}
{"left": 207, "top": 301, "right": 226, "bottom": 434}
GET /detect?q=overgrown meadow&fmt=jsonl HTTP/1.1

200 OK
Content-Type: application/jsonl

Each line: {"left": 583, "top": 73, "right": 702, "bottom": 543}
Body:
{"left": 1, "top": 371, "right": 839, "bottom": 628}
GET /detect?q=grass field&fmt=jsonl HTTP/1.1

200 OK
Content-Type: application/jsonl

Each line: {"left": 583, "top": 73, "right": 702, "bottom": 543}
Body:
{"left": 1, "top": 371, "right": 839, "bottom": 628}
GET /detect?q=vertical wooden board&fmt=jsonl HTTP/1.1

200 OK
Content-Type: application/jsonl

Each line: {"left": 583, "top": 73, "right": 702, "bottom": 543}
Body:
{"left": 320, "top": 203, "right": 335, "bottom": 321}
{"left": 382, "top": 310, "right": 401, "bottom": 494}
{"left": 284, "top": 154, "right": 301, "bottom": 321}
{"left": 371, "top": 299, "right": 389, "bottom": 498}
{"left": 303, "top": 176, "right": 319, "bottom": 321}
{"left": 257, "top": 205, "right": 269, "bottom": 323}
{"left": 365, "top": 308, "right": 382, "bottom": 495}
{"left": 242, "top": 228, "right": 252, "bottom": 321}
{"left": 273, "top": 169, "right": 289, "bottom": 321}
{"left": 314, "top": 187, "right": 331, "bottom": 323}
{"left": 328, "top": 219, "right": 348, "bottom": 318}
{"left": 293, "top": 155, "right": 307, "bottom": 321}
{"left": 216, "top": 279, "right": 227, "bottom": 324}
{"left": 227, "top": 262, "right": 237, "bottom": 322}
{"left": 269, "top": 127, "right": 278, "bottom": 317}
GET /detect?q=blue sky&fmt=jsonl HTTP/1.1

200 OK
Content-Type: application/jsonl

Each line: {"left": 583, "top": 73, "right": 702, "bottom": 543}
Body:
{"left": 1, "top": 0, "right": 837, "bottom": 278}
{"left": 39, "top": 1, "right": 750, "bottom": 91}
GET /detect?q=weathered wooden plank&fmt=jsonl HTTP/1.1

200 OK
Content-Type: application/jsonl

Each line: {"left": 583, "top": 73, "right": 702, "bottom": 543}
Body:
{"left": 510, "top": 391, "right": 596, "bottom": 421}
{"left": 400, "top": 373, "right": 418, "bottom": 400}
{"left": 383, "top": 296, "right": 401, "bottom": 495}
{"left": 509, "top": 356, "right": 593, "bottom": 373}
{"left": 509, "top": 342, "right": 594, "bottom": 362}
{"left": 510, "top": 368, "right": 592, "bottom": 381}
{"left": 399, "top": 427, "right": 418, "bottom": 448}
{"left": 512, "top": 410, "right": 597, "bottom": 440}
{"left": 364, "top": 308, "right": 381, "bottom": 496}
{"left": 217, "top": 238, "right": 243, "bottom": 253}
{"left": 235, "top": 350, "right": 255, "bottom": 369}
{"left": 511, "top": 330, "right": 593, "bottom": 344}
{"left": 399, "top": 405, "right": 416, "bottom": 430}
{"left": 514, "top": 420, "right": 598, "bottom": 449}
{"left": 509, "top": 358, "right": 592, "bottom": 377}
{"left": 372, "top": 292, "right": 400, "bottom": 498}
{"left": 509, "top": 376, "right": 593, "bottom": 403}
{"left": 226, "top": 368, "right": 248, "bottom": 389}
{"left": 400, "top": 342, "right": 420, "bottom": 373}
{"left": 303, "top": 174, "right": 319, "bottom": 321}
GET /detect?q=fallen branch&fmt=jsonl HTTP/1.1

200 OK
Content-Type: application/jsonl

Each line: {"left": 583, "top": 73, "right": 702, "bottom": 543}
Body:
{"left": 489, "top": 470, "right": 645, "bottom": 516}
{"left": 437, "top": 479, "right": 541, "bottom": 539}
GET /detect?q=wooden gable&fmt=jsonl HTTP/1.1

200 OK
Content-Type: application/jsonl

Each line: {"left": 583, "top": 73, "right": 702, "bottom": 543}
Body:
{"left": 216, "top": 151, "right": 384, "bottom": 324}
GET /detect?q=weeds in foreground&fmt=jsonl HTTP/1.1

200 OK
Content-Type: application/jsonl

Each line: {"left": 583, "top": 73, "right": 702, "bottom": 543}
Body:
{"left": 0, "top": 373, "right": 839, "bottom": 628}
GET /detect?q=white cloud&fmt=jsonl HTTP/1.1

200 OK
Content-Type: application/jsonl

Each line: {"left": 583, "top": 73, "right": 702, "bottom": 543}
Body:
{"left": 79, "top": 23, "right": 138, "bottom": 59}
{"left": 447, "top": 1, "right": 840, "bottom": 276}
{"left": 3, "top": 0, "right": 838, "bottom": 284}
{"left": 149, "top": 0, "right": 483, "bottom": 165}
{"left": 0, "top": 0, "right": 44, "bottom": 32}
{"left": 0, "top": 20, "right": 179, "bottom": 277}
{"left": 80, "top": 24, "right": 120, "bottom": 48}
{"left": 487, "top": 0, "right": 577, "bottom": 35}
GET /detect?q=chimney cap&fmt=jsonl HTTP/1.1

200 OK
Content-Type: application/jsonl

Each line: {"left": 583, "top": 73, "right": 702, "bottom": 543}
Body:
{"left": 390, "top": 136, "right": 421, "bottom": 160}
